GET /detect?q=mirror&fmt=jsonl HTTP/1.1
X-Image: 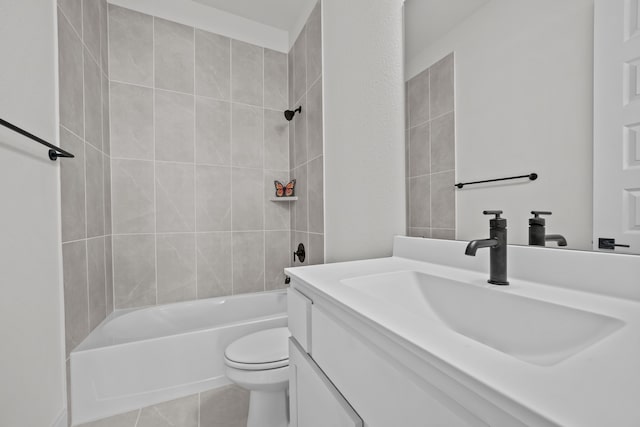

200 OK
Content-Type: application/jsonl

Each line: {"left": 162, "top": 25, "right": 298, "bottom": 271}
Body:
{"left": 403, "top": 0, "right": 635, "bottom": 254}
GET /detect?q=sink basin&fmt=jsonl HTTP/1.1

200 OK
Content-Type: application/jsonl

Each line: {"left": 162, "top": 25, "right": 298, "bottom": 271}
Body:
{"left": 341, "top": 271, "right": 624, "bottom": 366}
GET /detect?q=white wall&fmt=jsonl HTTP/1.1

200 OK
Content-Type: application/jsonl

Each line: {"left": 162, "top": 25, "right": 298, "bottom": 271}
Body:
{"left": 0, "top": 1, "right": 66, "bottom": 426}
{"left": 108, "top": 0, "right": 290, "bottom": 52}
{"left": 322, "top": 0, "right": 406, "bottom": 262}
{"left": 289, "top": 0, "right": 323, "bottom": 50}
{"left": 408, "top": 0, "right": 594, "bottom": 250}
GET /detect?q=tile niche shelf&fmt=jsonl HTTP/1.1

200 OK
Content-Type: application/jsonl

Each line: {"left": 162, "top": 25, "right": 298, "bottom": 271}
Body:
{"left": 270, "top": 197, "right": 298, "bottom": 202}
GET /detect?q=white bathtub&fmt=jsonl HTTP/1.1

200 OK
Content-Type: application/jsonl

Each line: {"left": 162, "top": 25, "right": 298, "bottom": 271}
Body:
{"left": 70, "top": 290, "right": 287, "bottom": 425}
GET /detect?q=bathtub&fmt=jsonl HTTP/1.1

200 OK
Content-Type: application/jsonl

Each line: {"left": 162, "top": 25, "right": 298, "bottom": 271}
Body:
{"left": 70, "top": 290, "right": 287, "bottom": 425}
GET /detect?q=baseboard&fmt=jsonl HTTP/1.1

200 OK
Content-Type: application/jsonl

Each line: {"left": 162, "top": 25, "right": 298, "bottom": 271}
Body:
{"left": 51, "top": 408, "right": 67, "bottom": 427}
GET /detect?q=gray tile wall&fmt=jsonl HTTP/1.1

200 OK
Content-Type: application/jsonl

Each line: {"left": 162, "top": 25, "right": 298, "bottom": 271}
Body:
{"left": 77, "top": 385, "right": 249, "bottom": 427}
{"left": 107, "top": 5, "right": 292, "bottom": 309}
{"left": 289, "top": 2, "right": 324, "bottom": 267}
{"left": 405, "top": 53, "right": 456, "bottom": 239}
{"left": 60, "top": 3, "right": 322, "bottom": 424}
{"left": 58, "top": 0, "right": 112, "bottom": 421}
{"left": 58, "top": 0, "right": 111, "bottom": 366}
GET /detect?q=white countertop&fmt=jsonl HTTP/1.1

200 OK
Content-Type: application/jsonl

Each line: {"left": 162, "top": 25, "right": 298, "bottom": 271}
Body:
{"left": 285, "top": 237, "right": 640, "bottom": 426}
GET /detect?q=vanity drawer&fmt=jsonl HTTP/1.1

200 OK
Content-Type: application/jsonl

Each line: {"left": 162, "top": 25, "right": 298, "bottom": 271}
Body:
{"left": 288, "top": 287, "right": 313, "bottom": 353}
{"left": 289, "top": 338, "right": 363, "bottom": 427}
{"left": 311, "top": 306, "right": 512, "bottom": 427}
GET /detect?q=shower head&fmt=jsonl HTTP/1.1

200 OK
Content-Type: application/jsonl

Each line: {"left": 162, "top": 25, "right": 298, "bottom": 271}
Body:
{"left": 284, "top": 106, "right": 302, "bottom": 121}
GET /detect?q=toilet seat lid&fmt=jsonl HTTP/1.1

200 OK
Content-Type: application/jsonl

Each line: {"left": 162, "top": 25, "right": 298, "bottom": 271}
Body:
{"left": 225, "top": 327, "right": 290, "bottom": 367}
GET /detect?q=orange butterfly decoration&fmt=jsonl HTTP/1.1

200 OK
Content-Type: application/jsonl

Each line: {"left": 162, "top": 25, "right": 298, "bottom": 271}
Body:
{"left": 274, "top": 179, "right": 296, "bottom": 197}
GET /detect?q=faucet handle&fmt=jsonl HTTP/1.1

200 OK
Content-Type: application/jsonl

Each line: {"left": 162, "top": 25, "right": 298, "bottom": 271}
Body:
{"left": 483, "top": 210, "right": 503, "bottom": 219}
{"left": 531, "top": 211, "right": 552, "bottom": 218}
{"left": 483, "top": 210, "right": 506, "bottom": 228}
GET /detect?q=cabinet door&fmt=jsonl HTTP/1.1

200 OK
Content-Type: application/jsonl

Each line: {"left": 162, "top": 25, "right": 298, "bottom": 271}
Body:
{"left": 288, "top": 288, "right": 313, "bottom": 353}
{"left": 289, "top": 338, "right": 363, "bottom": 427}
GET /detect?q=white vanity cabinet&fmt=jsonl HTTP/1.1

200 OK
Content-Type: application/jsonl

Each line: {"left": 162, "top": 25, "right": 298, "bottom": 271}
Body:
{"left": 310, "top": 306, "right": 478, "bottom": 427}
{"left": 287, "top": 281, "right": 546, "bottom": 427}
{"left": 289, "top": 338, "right": 363, "bottom": 427}
{"left": 288, "top": 288, "right": 363, "bottom": 427}
{"left": 287, "top": 288, "right": 313, "bottom": 353}
{"left": 287, "top": 283, "right": 473, "bottom": 427}
{"left": 285, "top": 237, "right": 640, "bottom": 426}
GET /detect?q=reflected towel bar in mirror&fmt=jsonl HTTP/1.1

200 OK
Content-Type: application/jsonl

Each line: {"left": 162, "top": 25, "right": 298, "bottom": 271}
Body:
{"left": 455, "top": 173, "right": 537, "bottom": 189}
{"left": 0, "top": 117, "right": 74, "bottom": 161}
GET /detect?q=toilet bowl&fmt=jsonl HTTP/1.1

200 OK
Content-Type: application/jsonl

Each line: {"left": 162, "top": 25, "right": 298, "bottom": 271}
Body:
{"left": 224, "top": 327, "right": 290, "bottom": 427}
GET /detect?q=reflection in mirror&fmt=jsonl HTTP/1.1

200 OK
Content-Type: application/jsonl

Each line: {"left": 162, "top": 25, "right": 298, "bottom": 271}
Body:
{"left": 404, "top": 0, "right": 600, "bottom": 251}
{"left": 592, "top": 0, "right": 640, "bottom": 255}
{"left": 406, "top": 53, "right": 456, "bottom": 241}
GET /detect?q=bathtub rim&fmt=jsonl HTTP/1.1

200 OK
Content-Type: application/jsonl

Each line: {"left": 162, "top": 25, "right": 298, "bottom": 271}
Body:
{"left": 72, "top": 289, "right": 288, "bottom": 353}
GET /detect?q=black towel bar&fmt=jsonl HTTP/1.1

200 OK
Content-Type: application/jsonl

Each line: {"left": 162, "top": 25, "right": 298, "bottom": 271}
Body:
{"left": 0, "top": 117, "right": 74, "bottom": 161}
{"left": 454, "top": 173, "right": 537, "bottom": 189}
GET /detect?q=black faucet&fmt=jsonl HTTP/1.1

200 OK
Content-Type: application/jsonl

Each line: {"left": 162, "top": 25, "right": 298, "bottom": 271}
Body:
{"left": 465, "top": 210, "right": 509, "bottom": 286}
{"left": 528, "top": 211, "right": 567, "bottom": 247}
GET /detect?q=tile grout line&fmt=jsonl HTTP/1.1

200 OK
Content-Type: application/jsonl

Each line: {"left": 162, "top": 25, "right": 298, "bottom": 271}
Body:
{"left": 291, "top": 40, "right": 296, "bottom": 261}
{"left": 452, "top": 54, "right": 457, "bottom": 238}
{"left": 298, "top": 28, "right": 306, "bottom": 260}
{"left": 108, "top": 230, "right": 291, "bottom": 237}
{"left": 262, "top": 46, "right": 267, "bottom": 292}
{"left": 101, "top": 4, "right": 108, "bottom": 321}
{"left": 98, "top": 1, "right": 108, "bottom": 322}
{"left": 291, "top": 35, "right": 298, "bottom": 265}
{"left": 152, "top": 16, "right": 158, "bottom": 306}
{"left": 80, "top": 0, "right": 93, "bottom": 340}
{"left": 408, "top": 168, "right": 456, "bottom": 180}
{"left": 230, "top": 37, "right": 234, "bottom": 296}
{"left": 193, "top": 26, "right": 199, "bottom": 300}
{"left": 109, "top": 156, "right": 295, "bottom": 173}
{"left": 109, "top": 78, "right": 283, "bottom": 112}
{"left": 59, "top": 124, "right": 84, "bottom": 148}
{"left": 58, "top": 4, "right": 102, "bottom": 80}
{"left": 407, "top": 121, "right": 411, "bottom": 233}
{"left": 107, "top": 0, "right": 116, "bottom": 314}
{"left": 407, "top": 109, "right": 454, "bottom": 131}
{"left": 428, "top": 68, "right": 432, "bottom": 235}
{"left": 62, "top": 233, "right": 109, "bottom": 246}
{"left": 304, "top": 24, "right": 311, "bottom": 265}
{"left": 319, "top": 4, "right": 326, "bottom": 261}
{"left": 286, "top": 47, "right": 292, "bottom": 270}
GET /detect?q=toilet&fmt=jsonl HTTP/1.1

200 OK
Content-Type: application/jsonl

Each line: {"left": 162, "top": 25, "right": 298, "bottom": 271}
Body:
{"left": 224, "top": 327, "right": 291, "bottom": 427}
